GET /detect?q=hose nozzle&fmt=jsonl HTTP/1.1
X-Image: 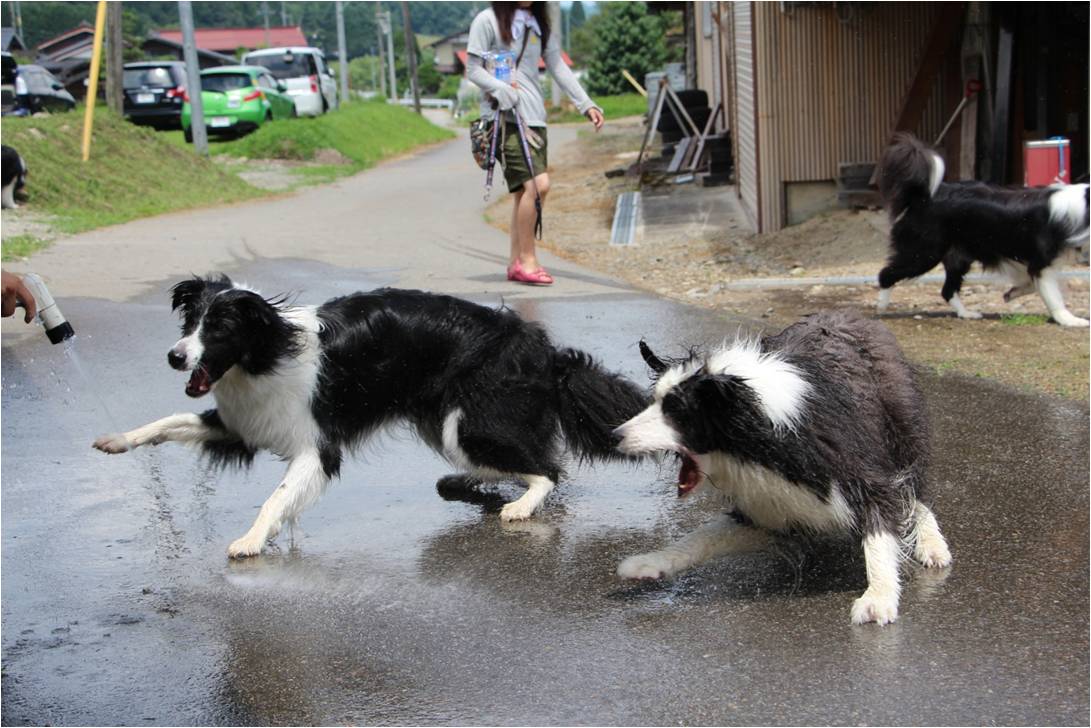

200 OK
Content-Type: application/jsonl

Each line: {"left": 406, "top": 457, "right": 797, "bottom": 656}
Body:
{"left": 21, "top": 273, "right": 74, "bottom": 344}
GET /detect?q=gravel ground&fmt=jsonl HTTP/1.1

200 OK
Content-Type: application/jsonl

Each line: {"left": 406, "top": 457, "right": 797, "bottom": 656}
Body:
{"left": 488, "top": 118, "right": 1090, "bottom": 401}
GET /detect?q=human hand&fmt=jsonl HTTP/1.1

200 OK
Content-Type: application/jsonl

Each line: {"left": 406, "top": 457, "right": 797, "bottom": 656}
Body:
{"left": 1, "top": 271, "right": 38, "bottom": 323}
{"left": 493, "top": 83, "right": 519, "bottom": 110}
{"left": 586, "top": 107, "right": 604, "bottom": 131}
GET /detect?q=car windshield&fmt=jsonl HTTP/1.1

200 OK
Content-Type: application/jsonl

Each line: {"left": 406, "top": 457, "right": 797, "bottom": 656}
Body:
{"left": 124, "top": 67, "right": 175, "bottom": 88}
{"left": 245, "top": 53, "right": 316, "bottom": 79}
{"left": 19, "top": 70, "right": 59, "bottom": 95}
{"left": 200, "top": 73, "right": 253, "bottom": 93}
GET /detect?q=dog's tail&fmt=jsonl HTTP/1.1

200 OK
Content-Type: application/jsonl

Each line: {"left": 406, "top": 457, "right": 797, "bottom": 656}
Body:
{"left": 878, "top": 132, "right": 945, "bottom": 219}
{"left": 553, "top": 348, "right": 650, "bottom": 462}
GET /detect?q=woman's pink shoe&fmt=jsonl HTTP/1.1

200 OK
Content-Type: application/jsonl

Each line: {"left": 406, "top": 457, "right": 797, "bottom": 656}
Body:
{"left": 507, "top": 260, "right": 554, "bottom": 285}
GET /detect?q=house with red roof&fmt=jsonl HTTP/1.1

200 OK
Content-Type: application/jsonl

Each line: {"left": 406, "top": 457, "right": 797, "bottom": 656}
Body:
{"left": 151, "top": 25, "right": 308, "bottom": 56}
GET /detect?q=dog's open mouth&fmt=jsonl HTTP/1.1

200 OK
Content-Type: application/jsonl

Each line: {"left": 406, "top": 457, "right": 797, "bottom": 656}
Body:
{"left": 678, "top": 451, "right": 701, "bottom": 497}
{"left": 185, "top": 365, "right": 213, "bottom": 398}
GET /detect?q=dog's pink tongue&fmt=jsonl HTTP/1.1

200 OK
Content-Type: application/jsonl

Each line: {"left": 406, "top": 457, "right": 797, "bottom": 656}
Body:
{"left": 678, "top": 454, "right": 700, "bottom": 497}
{"left": 186, "top": 367, "right": 211, "bottom": 398}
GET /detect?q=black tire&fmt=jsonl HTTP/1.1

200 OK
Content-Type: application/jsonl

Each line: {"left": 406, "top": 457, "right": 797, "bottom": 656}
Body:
{"left": 183, "top": 127, "right": 193, "bottom": 144}
{"left": 660, "top": 128, "right": 684, "bottom": 144}
{"left": 673, "top": 89, "right": 708, "bottom": 108}
{"left": 322, "top": 97, "right": 329, "bottom": 114}
{"left": 657, "top": 106, "right": 712, "bottom": 134}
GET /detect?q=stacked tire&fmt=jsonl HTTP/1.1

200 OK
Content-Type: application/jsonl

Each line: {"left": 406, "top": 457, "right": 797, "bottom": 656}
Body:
{"left": 658, "top": 89, "right": 710, "bottom": 143}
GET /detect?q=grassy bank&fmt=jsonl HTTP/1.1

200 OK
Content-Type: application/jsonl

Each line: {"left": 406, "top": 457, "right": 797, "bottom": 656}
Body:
{"left": 547, "top": 93, "right": 648, "bottom": 124}
{"left": 1, "top": 107, "right": 262, "bottom": 255}
{"left": 165, "top": 99, "right": 454, "bottom": 174}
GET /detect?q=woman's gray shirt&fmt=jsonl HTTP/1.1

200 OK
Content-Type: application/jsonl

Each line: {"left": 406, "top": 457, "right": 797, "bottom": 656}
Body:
{"left": 466, "top": 8, "right": 599, "bottom": 127}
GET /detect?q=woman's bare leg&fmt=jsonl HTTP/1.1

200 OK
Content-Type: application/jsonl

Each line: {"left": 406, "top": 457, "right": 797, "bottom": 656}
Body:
{"left": 514, "top": 172, "right": 550, "bottom": 272}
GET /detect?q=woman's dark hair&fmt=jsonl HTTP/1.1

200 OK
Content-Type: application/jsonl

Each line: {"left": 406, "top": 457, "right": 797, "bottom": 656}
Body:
{"left": 491, "top": 1, "right": 550, "bottom": 48}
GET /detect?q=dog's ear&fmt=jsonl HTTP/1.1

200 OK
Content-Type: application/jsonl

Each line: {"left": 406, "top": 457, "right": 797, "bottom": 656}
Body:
{"left": 170, "top": 277, "right": 208, "bottom": 313}
{"left": 639, "top": 339, "right": 668, "bottom": 375}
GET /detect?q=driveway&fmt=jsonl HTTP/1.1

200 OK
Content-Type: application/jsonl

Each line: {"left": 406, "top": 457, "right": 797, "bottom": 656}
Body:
{"left": 2, "top": 124, "right": 1087, "bottom": 726}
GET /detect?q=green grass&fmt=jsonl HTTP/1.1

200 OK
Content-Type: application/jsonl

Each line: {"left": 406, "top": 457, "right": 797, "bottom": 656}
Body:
{"left": 1, "top": 234, "right": 50, "bottom": 262}
{"left": 1, "top": 107, "right": 263, "bottom": 235}
{"left": 164, "top": 99, "right": 454, "bottom": 169}
{"left": 547, "top": 93, "right": 648, "bottom": 124}
{"left": 1000, "top": 313, "right": 1049, "bottom": 326}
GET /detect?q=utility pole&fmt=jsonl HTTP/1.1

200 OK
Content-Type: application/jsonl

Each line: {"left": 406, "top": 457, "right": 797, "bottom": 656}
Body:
{"left": 375, "top": 8, "right": 387, "bottom": 98}
{"left": 105, "top": 0, "right": 123, "bottom": 114}
{"left": 378, "top": 10, "right": 396, "bottom": 101}
{"left": 261, "top": 0, "right": 271, "bottom": 48}
{"left": 370, "top": 48, "right": 378, "bottom": 92}
{"left": 280, "top": 1, "right": 288, "bottom": 26}
{"left": 400, "top": 2, "right": 420, "bottom": 113}
{"left": 179, "top": 0, "right": 208, "bottom": 155}
{"left": 335, "top": 0, "right": 349, "bottom": 104}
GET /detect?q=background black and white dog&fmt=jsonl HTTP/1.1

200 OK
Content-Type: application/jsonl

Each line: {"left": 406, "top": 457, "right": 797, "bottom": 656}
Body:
{"left": 1, "top": 145, "right": 28, "bottom": 209}
{"left": 93, "top": 276, "right": 648, "bottom": 557}
{"left": 614, "top": 310, "right": 951, "bottom": 625}
{"left": 877, "top": 132, "right": 1090, "bottom": 327}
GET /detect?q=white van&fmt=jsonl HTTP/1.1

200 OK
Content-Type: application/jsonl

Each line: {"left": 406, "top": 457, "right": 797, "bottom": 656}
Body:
{"left": 241, "top": 47, "right": 338, "bottom": 116}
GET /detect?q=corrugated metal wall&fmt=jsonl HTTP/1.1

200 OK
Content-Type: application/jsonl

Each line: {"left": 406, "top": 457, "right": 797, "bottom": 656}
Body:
{"left": 734, "top": 2, "right": 949, "bottom": 232}
{"left": 733, "top": 2, "right": 759, "bottom": 229}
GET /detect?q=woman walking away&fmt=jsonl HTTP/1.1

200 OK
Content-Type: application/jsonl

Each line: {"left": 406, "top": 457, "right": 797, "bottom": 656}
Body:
{"left": 467, "top": 1, "right": 604, "bottom": 286}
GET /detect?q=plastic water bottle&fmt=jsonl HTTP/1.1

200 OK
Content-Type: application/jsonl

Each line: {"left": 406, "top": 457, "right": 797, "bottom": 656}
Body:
{"left": 493, "top": 50, "right": 516, "bottom": 82}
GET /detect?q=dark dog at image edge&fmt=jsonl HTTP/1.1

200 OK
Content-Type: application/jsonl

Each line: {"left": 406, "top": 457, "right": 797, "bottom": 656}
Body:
{"left": 93, "top": 276, "right": 648, "bottom": 557}
{"left": 877, "top": 132, "right": 1089, "bottom": 327}
{"left": 613, "top": 310, "right": 951, "bottom": 625}
{"left": 1, "top": 145, "right": 28, "bottom": 209}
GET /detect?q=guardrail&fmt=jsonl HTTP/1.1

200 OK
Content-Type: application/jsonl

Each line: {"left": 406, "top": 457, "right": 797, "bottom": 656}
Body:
{"left": 394, "top": 97, "right": 453, "bottom": 110}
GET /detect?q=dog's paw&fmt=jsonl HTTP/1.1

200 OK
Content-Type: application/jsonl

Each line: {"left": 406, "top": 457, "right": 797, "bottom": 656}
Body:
{"left": 499, "top": 498, "right": 538, "bottom": 522}
{"left": 1054, "top": 313, "right": 1090, "bottom": 327}
{"left": 227, "top": 534, "right": 266, "bottom": 559}
{"left": 617, "top": 552, "right": 674, "bottom": 580}
{"left": 93, "top": 433, "right": 131, "bottom": 454}
{"left": 956, "top": 309, "right": 983, "bottom": 320}
{"left": 851, "top": 591, "right": 899, "bottom": 626}
{"left": 914, "top": 535, "right": 952, "bottom": 569}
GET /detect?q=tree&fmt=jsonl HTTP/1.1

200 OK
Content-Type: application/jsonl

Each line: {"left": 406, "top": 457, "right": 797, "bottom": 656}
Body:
{"left": 584, "top": 2, "right": 669, "bottom": 96}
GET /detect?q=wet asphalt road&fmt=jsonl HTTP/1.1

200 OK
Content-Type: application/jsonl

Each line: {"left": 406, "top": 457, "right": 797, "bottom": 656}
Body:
{"left": 1, "top": 254, "right": 1088, "bottom": 726}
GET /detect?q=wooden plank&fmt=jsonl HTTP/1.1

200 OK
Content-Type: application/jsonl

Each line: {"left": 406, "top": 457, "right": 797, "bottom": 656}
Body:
{"left": 990, "top": 27, "right": 1013, "bottom": 183}
{"left": 889, "top": 2, "right": 966, "bottom": 135}
{"left": 943, "top": 47, "right": 962, "bottom": 180}
{"left": 667, "top": 138, "right": 692, "bottom": 173}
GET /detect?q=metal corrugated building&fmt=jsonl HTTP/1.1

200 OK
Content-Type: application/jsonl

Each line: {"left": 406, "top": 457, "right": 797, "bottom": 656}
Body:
{"left": 698, "top": 2, "right": 950, "bottom": 233}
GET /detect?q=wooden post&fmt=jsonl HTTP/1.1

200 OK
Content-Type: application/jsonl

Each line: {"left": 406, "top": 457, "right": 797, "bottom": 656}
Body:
{"left": 80, "top": 0, "right": 108, "bottom": 162}
{"left": 105, "top": 0, "right": 123, "bottom": 114}
{"left": 990, "top": 27, "right": 1014, "bottom": 184}
{"left": 400, "top": 1, "right": 420, "bottom": 113}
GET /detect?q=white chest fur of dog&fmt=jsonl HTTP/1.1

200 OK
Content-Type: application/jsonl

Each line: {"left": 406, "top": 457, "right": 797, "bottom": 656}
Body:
{"left": 210, "top": 307, "right": 322, "bottom": 458}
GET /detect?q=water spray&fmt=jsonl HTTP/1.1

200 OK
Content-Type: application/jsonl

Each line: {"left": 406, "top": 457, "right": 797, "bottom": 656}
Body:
{"left": 21, "top": 273, "right": 75, "bottom": 344}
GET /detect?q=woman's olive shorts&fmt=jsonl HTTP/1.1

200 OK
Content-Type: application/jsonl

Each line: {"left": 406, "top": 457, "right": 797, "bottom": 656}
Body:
{"left": 502, "top": 124, "right": 548, "bottom": 193}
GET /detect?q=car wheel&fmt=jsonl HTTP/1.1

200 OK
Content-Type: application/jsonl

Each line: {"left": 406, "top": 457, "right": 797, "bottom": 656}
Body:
{"left": 322, "top": 97, "right": 329, "bottom": 114}
{"left": 183, "top": 127, "right": 193, "bottom": 143}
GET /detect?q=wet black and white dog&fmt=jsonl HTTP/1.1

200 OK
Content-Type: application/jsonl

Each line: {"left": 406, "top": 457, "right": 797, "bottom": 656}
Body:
{"left": 877, "top": 132, "right": 1089, "bottom": 327}
{"left": 614, "top": 310, "right": 951, "bottom": 625}
{"left": 93, "top": 276, "right": 647, "bottom": 557}
{"left": 1, "top": 145, "right": 28, "bottom": 209}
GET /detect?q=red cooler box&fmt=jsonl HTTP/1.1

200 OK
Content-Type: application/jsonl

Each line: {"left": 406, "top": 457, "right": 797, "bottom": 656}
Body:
{"left": 1024, "top": 138, "right": 1071, "bottom": 186}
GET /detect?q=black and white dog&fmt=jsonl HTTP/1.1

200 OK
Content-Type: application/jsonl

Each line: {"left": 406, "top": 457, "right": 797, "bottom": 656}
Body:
{"left": 1, "top": 145, "right": 28, "bottom": 209}
{"left": 93, "top": 276, "right": 648, "bottom": 557}
{"left": 613, "top": 310, "right": 951, "bottom": 625}
{"left": 877, "top": 132, "right": 1089, "bottom": 327}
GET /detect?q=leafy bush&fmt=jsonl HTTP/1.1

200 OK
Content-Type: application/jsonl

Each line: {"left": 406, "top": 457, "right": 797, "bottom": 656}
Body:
{"left": 584, "top": 3, "right": 671, "bottom": 96}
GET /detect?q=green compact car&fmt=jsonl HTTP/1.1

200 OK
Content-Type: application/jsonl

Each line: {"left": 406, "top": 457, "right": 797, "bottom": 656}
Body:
{"left": 181, "top": 65, "right": 296, "bottom": 142}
